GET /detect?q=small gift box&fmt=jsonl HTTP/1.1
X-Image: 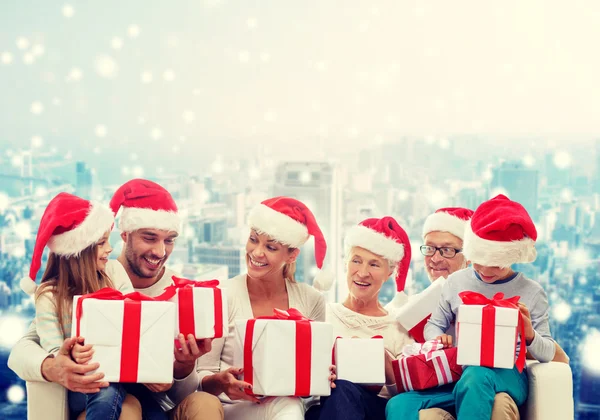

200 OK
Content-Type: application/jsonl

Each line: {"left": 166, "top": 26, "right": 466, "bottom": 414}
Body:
{"left": 392, "top": 340, "right": 462, "bottom": 393}
{"left": 233, "top": 308, "right": 334, "bottom": 397}
{"left": 72, "top": 288, "right": 175, "bottom": 383}
{"left": 159, "top": 276, "right": 228, "bottom": 340}
{"left": 333, "top": 337, "right": 385, "bottom": 386}
{"left": 456, "top": 291, "right": 526, "bottom": 371}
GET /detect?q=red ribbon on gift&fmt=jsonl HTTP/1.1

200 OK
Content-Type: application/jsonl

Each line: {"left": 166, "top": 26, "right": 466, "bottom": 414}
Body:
{"left": 458, "top": 291, "right": 526, "bottom": 373}
{"left": 244, "top": 308, "right": 313, "bottom": 396}
{"left": 158, "top": 276, "right": 223, "bottom": 339}
{"left": 75, "top": 287, "right": 158, "bottom": 382}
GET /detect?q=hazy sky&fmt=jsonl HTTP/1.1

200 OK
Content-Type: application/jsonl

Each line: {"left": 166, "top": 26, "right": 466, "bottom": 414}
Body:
{"left": 1, "top": 0, "right": 599, "bottom": 164}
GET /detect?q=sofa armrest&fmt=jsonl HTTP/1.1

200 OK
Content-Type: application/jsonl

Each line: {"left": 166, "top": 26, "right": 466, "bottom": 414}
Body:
{"left": 523, "top": 360, "right": 574, "bottom": 420}
{"left": 26, "top": 381, "right": 68, "bottom": 420}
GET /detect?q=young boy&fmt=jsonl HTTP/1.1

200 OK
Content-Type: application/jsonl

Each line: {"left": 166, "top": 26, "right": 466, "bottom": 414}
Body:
{"left": 386, "top": 195, "right": 556, "bottom": 420}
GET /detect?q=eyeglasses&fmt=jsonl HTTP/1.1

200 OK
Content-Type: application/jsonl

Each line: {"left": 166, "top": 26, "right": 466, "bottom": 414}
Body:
{"left": 420, "top": 245, "right": 462, "bottom": 259}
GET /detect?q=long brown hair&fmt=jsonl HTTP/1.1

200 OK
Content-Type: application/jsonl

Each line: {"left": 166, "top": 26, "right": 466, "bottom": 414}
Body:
{"left": 35, "top": 243, "right": 113, "bottom": 337}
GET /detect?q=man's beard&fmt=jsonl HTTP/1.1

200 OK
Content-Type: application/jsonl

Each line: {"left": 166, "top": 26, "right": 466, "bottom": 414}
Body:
{"left": 125, "top": 244, "right": 158, "bottom": 279}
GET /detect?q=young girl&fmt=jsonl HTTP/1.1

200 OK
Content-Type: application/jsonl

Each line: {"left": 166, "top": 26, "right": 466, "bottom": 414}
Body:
{"left": 22, "top": 192, "right": 135, "bottom": 420}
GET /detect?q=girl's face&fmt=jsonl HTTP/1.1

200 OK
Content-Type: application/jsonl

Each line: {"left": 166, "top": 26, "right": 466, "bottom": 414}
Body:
{"left": 96, "top": 231, "right": 112, "bottom": 271}
{"left": 245, "top": 230, "right": 298, "bottom": 280}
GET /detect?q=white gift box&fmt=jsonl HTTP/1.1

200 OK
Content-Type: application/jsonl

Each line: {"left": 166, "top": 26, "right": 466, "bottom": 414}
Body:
{"left": 169, "top": 286, "right": 228, "bottom": 339}
{"left": 456, "top": 304, "right": 519, "bottom": 369}
{"left": 72, "top": 295, "right": 175, "bottom": 383}
{"left": 396, "top": 277, "right": 446, "bottom": 332}
{"left": 334, "top": 338, "right": 385, "bottom": 386}
{"left": 234, "top": 318, "right": 334, "bottom": 397}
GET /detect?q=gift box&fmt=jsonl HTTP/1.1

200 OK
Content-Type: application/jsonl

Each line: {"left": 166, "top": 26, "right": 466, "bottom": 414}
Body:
{"left": 456, "top": 291, "right": 526, "bottom": 371}
{"left": 72, "top": 288, "right": 175, "bottom": 383}
{"left": 396, "top": 277, "right": 446, "bottom": 343}
{"left": 233, "top": 308, "right": 333, "bottom": 397}
{"left": 392, "top": 340, "right": 462, "bottom": 393}
{"left": 333, "top": 337, "right": 385, "bottom": 386}
{"left": 159, "top": 276, "right": 228, "bottom": 340}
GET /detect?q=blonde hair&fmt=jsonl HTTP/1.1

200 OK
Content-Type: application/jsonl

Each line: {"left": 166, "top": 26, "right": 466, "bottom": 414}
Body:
{"left": 35, "top": 243, "right": 113, "bottom": 338}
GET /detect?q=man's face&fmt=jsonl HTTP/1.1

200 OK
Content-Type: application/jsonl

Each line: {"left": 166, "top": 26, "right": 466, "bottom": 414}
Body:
{"left": 121, "top": 228, "right": 177, "bottom": 279}
{"left": 423, "top": 231, "right": 467, "bottom": 281}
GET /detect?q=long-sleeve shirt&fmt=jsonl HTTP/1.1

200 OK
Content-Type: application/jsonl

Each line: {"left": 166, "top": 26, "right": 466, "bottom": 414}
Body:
{"left": 424, "top": 267, "right": 556, "bottom": 363}
{"left": 195, "top": 273, "right": 326, "bottom": 403}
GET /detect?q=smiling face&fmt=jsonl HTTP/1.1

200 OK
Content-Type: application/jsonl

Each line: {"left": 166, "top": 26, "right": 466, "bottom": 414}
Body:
{"left": 95, "top": 230, "right": 112, "bottom": 271}
{"left": 346, "top": 246, "right": 393, "bottom": 304}
{"left": 122, "top": 228, "right": 177, "bottom": 280}
{"left": 245, "top": 230, "right": 299, "bottom": 280}
{"left": 423, "top": 231, "right": 467, "bottom": 281}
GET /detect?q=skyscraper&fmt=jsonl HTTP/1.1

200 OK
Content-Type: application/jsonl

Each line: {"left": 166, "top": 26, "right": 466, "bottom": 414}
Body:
{"left": 75, "top": 161, "right": 93, "bottom": 200}
{"left": 272, "top": 162, "right": 343, "bottom": 301}
{"left": 490, "top": 161, "right": 539, "bottom": 221}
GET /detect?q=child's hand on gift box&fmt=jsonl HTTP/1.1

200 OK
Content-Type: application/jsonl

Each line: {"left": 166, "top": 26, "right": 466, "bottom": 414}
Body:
{"left": 517, "top": 302, "right": 535, "bottom": 345}
{"left": 329, "top": 365, "right": 337, "bottom": 389}
{"left": 71, "top": 336, "right": 94, "bottom": 364}
{"left": 434, "top": 334, "right": 453, "bottom": 348}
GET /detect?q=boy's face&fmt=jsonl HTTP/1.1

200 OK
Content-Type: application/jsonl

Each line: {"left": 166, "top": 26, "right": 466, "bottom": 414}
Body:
{"left": 472, "top": 263, "right": 514, "bottom": 283}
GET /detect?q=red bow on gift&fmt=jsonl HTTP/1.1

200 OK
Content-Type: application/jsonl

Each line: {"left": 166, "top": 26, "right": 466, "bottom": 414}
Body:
{"left": 244, "top": 308, "right": 314, "bottom": 397}
{"left": 458, "top": 291, "right": 526, "bottom": 372}
{"left": 75, "top": 287, "right": 159, "bottom": 382}
{"left": 157, "top": 276, "right": 224, "bottom": 339}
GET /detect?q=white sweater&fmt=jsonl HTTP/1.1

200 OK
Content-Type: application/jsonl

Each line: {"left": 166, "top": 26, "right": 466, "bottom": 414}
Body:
{"left": 196, "top": 273, "right": 327, "bottom": 402}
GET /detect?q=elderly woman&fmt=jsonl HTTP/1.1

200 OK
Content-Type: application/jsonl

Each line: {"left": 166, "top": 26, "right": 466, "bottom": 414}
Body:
{"left": 306, "top": 216, "right": 415, "bottom": 420}
{"left": 196, "top": 196, "right": 335, "bottom": 420}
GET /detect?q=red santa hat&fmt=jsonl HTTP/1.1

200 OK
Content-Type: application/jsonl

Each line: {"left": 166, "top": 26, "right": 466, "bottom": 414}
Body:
{"left": 21, "top": 192, "right": 114, "bottom": 295}
{"left": 247, "top": 196, "right": 333, "bottom": 291}
{"left": 463, "top": 194, "right": 537, "bottom": 267}
{"left": 110, "top": 178, "right": 181, "bottom": 233}
{"left": 422, "top": 207, "right": 474, "bottom": 240}
{"left": 344, "top": 216, "right": 412, "bottom": 292}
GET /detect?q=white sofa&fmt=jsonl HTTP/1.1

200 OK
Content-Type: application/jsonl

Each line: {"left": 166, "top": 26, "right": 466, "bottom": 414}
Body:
{"left": 24, "top": 360, "right": 574, "bottom": 420}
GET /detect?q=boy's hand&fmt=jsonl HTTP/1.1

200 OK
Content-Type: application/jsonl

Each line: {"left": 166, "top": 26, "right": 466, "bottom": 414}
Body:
{"left": 71, "top": 336, "right": 94, "bottom": 364}
{"left": 435, "top": 334, "right": 453, "bottom": 348}
{"left": 518, "top": 302, "right": 535, "bottom": 345}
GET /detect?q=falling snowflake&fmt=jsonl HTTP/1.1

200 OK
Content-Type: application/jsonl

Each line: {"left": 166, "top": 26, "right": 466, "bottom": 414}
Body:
{"left": 260, "top": 52, "right": 271, "bottom": 62}
{"left": 132, "top": 166, "right": 144, "bottom": 177}
{"left": 62, "top": 4, "right": 75, "bottom": 18}
{"left": 427, "top": 188, "right": 449, "bottom": 207}
{"left": 141, "top": 71, "right": 153, "bottom": 83}
{"left": 249, "top": 167, "right": 260, "bottom": 180}
{"left": 128, "top": 24, "right": 141, "bottom": 38}
{"left": 238, "top": 51, "right": 250, "bottom": 63}
{"left": 581, "top": 329, "right": 600, "bottom": 374}
{"left": 522, "top": 155, "right": 535, "bottom": 167}
{"left": 67, "top": 67, "right": 83, "bottom": 82}
{"left": 569, "top": 248, "right": 590, "bottom": 268}
{"left": 30, "top": 101, "right": 44, "bottom": 115}
{"left": 1, "top": 52, "right": 13, "bottom": 64}
{"left": 559, "top": 188, "right": 573, "bottom": 202}
{"left": 150, "top": 128, "right": 163, "bottom": 140}
{"left": 553, "top": 151, "right": 572, "bottom": 169}
{"left": 439, "top": 137, "right": 450, "bottom": 149}
{"left": 31, "top": 44, "right": 45, "bottom": 57}
{"left": 163, "top": 69, "right": 175, "bottom": 82}
{"left": 93, "top": 147, "right": 101, "bottom": 154}
{"left": 111, "top": 37, "right": 123, "bottom": 50}
{"left": 95, "top": 124, "right": 107, "bottom": 137}
{"left": 14, "top": 221, "right": 32, "bottom": 239}
{"left": 182, "top": 110, "right": 195, "bottom": 123}
{"left": 137, "top": 116, "right": 146, "bottom": 125}
{"left": 31, "top": 136, "right": 43, "bottom": 148}
{"left": 552, "top": 301, "right": 571, "bottom": 323}
{"left": 121, "top": 166, "right": 131, "bottom": 176}
{"left": 23, "top": 53, "right": 35, "bottom": 65}
{"left": 397, "top": 190, "right": 409, "bottom": 201}
{"left": 315, "top": 61, "right": 327, "bottom": 71}
{"left": 247, "top": 17, "right": 258, "bottom": 29}
{"left": 94, "top": 54, "right": 118, "bottom": 79}
{"left": 16, "top": 37, "right": 29, "bottom": 50}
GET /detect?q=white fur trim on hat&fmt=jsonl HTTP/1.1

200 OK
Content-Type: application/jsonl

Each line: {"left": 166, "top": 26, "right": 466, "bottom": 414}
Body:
{"left": 462, "top": 222, "right": 537, "bottom": 267}
{"left": 47, "top": 203, "right": 114, "bottom": 257}
{"left": 344, "top": 225, "right": 404, "bottom": 263}
{"left": 247, "top": 204, "right": 309, "bottom": 247}
{"left": 118, "top": 207, "right": 181, "bottom": 233}
{"left": 422, "top": 212, "right": 468, "bottom": 240}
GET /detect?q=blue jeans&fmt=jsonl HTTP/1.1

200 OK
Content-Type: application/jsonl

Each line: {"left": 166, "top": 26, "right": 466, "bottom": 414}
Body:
{"left": 386, "top": 366, "right": 528, "bottom": 420}
{"left": 69, "top": 384, "right": 126, "bottom": 420}
{"left": 305, "top": 380, "right": 388, "bottom": 420}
